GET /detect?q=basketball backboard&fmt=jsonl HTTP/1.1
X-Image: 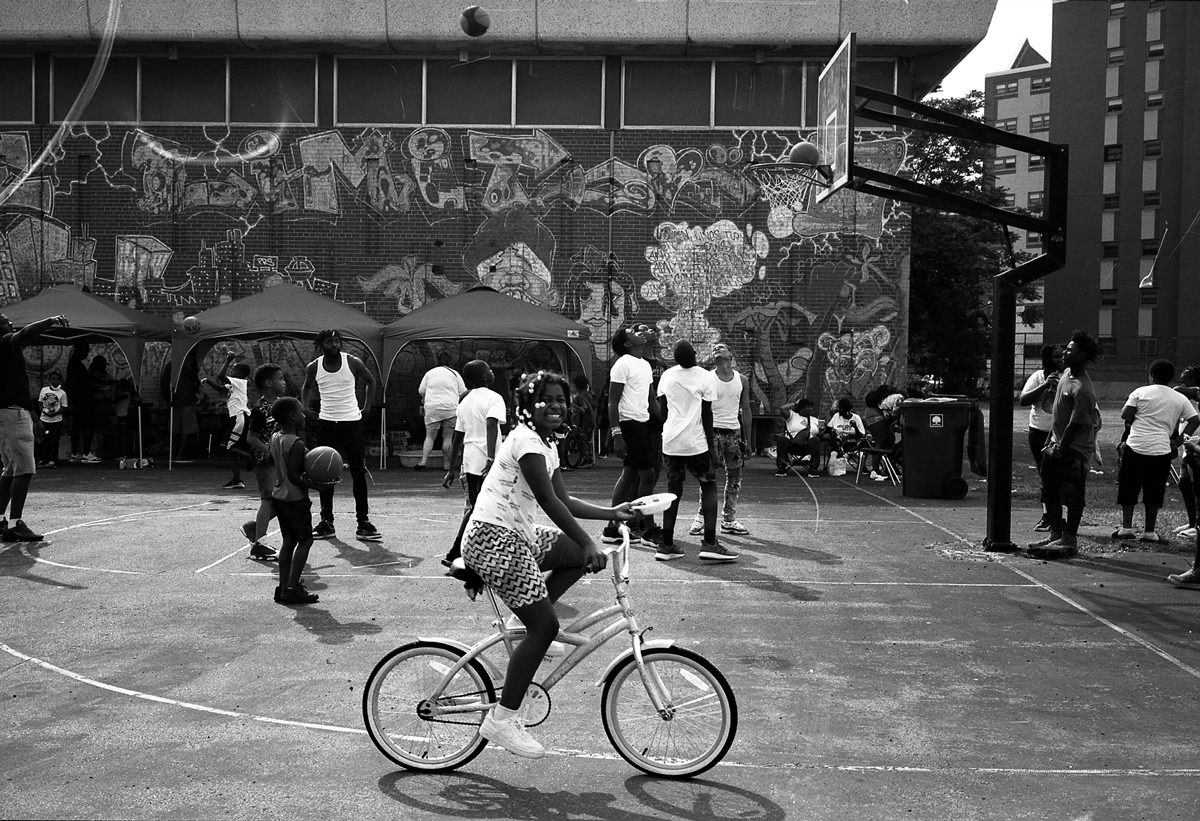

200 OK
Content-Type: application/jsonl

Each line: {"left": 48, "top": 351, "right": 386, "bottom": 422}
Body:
{"left": 814, "top": 32, "right": 855, "bottom": 204}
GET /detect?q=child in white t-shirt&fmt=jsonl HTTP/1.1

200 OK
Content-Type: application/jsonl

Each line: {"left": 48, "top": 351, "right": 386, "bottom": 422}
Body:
{"left": 203, "top": 351, "right": 253, "bottom": 489}
{"left": 37, "top": 370, "right": 68, "bottom": 467}
{"left": 461, "top": 370, "right": 634, "bottom": 760}
{"left": 443, "top": 359, "right": 507, "bottom": 565}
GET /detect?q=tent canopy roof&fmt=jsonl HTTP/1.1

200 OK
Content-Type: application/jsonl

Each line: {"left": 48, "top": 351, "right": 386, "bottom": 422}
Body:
{"left": 381, "top": 286, "right": 593, "bottom": 386}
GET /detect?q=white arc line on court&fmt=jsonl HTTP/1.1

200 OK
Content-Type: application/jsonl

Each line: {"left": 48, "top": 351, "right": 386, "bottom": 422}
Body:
{"left": 0, "top": 641, "right": 365, "bottom": 735}
{"left": 195, "top": 528, "right": 282, "bottom": 573}
{"left": 849, "top": 482, "right": 1200, "bottom": 682}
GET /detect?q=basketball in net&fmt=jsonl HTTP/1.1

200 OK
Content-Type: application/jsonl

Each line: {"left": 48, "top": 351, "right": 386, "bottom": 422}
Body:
{"left": 746, "top": 141, "right": 823, "bottom": 214}
{"left": 305, "top": 446, "right": 343, "bottom": 483}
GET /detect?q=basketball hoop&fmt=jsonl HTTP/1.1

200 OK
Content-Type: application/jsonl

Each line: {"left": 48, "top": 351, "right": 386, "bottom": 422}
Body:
{"left": 745, "top": 161, "right": 831, "bottom": 212}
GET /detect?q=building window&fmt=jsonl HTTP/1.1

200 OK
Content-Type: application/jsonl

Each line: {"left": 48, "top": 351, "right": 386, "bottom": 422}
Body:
{"left": 427, "top": 59, "right": 512, "bottom": 125}
{"left": 1140, "top": 288, "right": 1158, "bottom": 306}
{"left": 1144, "top": 192, "right": 1160, "bottom": 206}
{"left": 1101, "top": 290, "right": 1118, "bottom": 307}
{"left": 1104, "top": 113, "right": 1119, "bottom": 144}
{"left": 1138, "top": 338, "right": 1158, "bottom": 356}
{"left": 713, "top": 61, "right": 806, "bottom": 128}
{"left": 1138, "top": 307, "right": 1155, "bottom": 337}
{"left": 1030, "top": 76, "right": 1050, "bottom": 94}
{"left": 1141, "top": 208, "right": 1157, "bottom": 240}
{"left": 995, "top": 117, "right": 1018, "bottom": 132}
{"left": 1148, "top": 43, "right": 1165, "bottom": 58}
{"left": 1109, "top": 1, "right": 1125, "bottom": 15}
{"left": 1103, "top": 163, "right": 1118, "bottom": 195}
{"left": 1103, "top": 145, "right": 1123, "bottom": 162}
{"left": 1099, "top": 260, "right": 1117, "bottom": 290}
{"left": 228, "top": 58, "right": 316, "bottom": 124}
{"left": 1101, "top": 212, "right": 1116, "bottom": 243}
{"left": 1000, "top": 191, "right": 1016, "bottom": 207}
{"left": 1105, "top": 66, "right": 1121, "bottom": 98}
{"left": 1108, "top": 48, "right": 1125, "bottom": 65}
{"left": 1027, "top": 231, "right": 1042, "bottom": 247}
{"left": 623, "top": 60, "right": 711, "bottom": 127}
{"left": 1146, "top": 91, "right": 1164, "bottom": 107}
{"left": 993, "top": 156, "right": 1017, "bottom": 173}
{"left": 1143, "top": 159, "right": 1158, "bottom": 191}
{"left": 1029, "top": 113, "right": 1050, "bottom": 132}
{"left": 516, "top": 59, "right": 605, "bottom": 126}
{"left": 1103, "top": 193, "right": 1121, "bottom": 209}
{"left": 53, "top": 56, "right": 138, "bottom": 122}
{"left": 1144, "top": 109, "right": 1159, "bottom": 140}
{"left": 1147, "top": 10, "right": 1162, "bottom": 41}
{"left": 1107, "top": 98, "right": 1123, "bottom": 112}
{"left": 1102, "top": 242, "right": 1120, "bottom": 258}
{"left": 1142, "top": 240, "right": 1160, "bottom": 256}
{"left": 1144, "top": 140, "right": 1162, "bottom": 157}
{"left": 1028, "top": 191, "right": 1044, "bottom": 211}
{"left": 0, "top": 56, "right": 34, "bottom": 123}
{"left": 1028, "top": 155, "right": 1045, "bottom": 171}
{"left": 995, "top": 81, "right": 1018, "bottom": 97}
{"left": 1099, "top": 308, "right": 1115, "bottom": 339}
{"left": 335, "top": 58, "right": 423, "bottom": 125}
{"left": 1107, "top": 17, "right": 1123, "bottom": 49}
{"left": 1145, "top": 60, "right": 1160, "bottom": 93}
{"left": 1139, "top": 257, "right": 1156, "bottom": 281}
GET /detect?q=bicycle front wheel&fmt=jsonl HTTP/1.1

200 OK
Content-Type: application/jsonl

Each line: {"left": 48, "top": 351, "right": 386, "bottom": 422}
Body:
{"left": 362, "top": 641, "right": 495, "bottom": 772}
{"left": 600, "top": 646, "right": 737, "bottom": 778}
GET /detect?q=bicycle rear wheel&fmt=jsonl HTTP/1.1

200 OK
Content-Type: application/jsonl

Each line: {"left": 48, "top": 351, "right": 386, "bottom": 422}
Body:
{"left": 362, "top": 641, "right": 495, "bottom": 772}
{"left": 600, "top": 646, "right": 737, "bottom": 778}
{"left": 564, "top": 428, "right": 588, "bottom": 469}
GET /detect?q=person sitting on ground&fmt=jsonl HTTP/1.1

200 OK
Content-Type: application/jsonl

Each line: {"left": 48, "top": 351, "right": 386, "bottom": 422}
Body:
{"left": 462, "top": 370, "right": 634, "bottom": 759}
{"left": 774, "top": 398, "right": 823, "bottom": 477}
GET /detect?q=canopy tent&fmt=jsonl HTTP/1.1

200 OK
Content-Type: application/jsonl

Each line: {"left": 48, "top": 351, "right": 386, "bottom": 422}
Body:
{"left": 3, "top": 285, "right": 173, "bottom": 380}
{"left": 167, "top": 285, "right": 385, "bottom": 469}
{"left": 2, "top": 285, "right": 174, "bottom": 463}
{"left": 381, "top": 286, "right": 593, "bottom": 390}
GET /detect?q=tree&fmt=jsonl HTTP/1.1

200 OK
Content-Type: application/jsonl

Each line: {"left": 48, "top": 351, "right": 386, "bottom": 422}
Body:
{"left": 907, "top": 91, "right": 1035, "bottom": 395}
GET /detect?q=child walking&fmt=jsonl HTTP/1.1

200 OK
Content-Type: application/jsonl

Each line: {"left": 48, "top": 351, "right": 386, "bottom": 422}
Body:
{"left": 443, "top": 359, "right": 506, "bottom": 566}
{"left": 37, "top": 370, "right": 68, "bottom": 468}
{"left": 242, "top": 364, "right": 286, "bottom": 561}
{"left": 462, "top": 370, "right": 634, "bottom": 759}
{"left": 270, "top": 397, "right": 335, "bottom": 605}
{"left": 202, "top": 350, "right": 253, "bottom": 489}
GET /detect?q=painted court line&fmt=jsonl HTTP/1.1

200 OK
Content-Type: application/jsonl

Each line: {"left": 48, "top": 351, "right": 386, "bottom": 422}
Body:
{"left": 849, "top": 483, "right": 1200, "bottom": 682}
{"left": 194, "top": 528, "right": 282, "bottom": 573}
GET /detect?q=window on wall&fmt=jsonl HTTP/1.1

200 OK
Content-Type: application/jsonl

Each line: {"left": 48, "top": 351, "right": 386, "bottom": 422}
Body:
{"left": 1146, "top": 91, "right": 1164, "bottom": 107}
{"left": 1028, "top": 155, "right": 1045, "bottom": 170}
{"left": 1140, "top": 288, "right": 1157, "bottom": 305}
{"left": 1143, "top": 158, "right": 1158, "bottom": 191}
{"left": 1028, "top": 191, "right": 1044, "bottom": 211}
{"left": 516, "top": 59, "right": 604, "bottom": 126}
{"left": 1145, "top": 61, "right": 1160, "bottom": 93}
{"left": 1105, "top": 66, "right": 1121, "bottom": 97}
{"left": 1107, "top": 17, "right": 1123, "bottom": 49}
{"left": 1139, "top": 338, "right": 1158, "bottom": 355}
{"left": 1146, "top": 9, "right": 1162, "bottom": 41}
{"left": 713, "top": 62, "right": 804, "bottom": 128}
{"left": 1144, "top": 191, "right": 1160, "bottom": 206}
{"left": 855, "top": 60, "right": 897, "bottom": 126}
{"left": 1144, "top": 109, "right": 1159, "bottom": 140}
{"left": 1103, "top": 163, "right": 1118, "bottom": 194}
{"left": 426, "top": 59, "right": 512, "bottom": 124}
{"left": 993, "top": 156, "right": 1016, "bottom": 173}
{"left": 1138, "top": 307, "right": 1154, "bottom": 337}
{"left": 336, "top": 58, "right": 423, "bottom": 125}
{"left": 228, "top": 58, "right": 316, "bottom": 124}
{"left": 1104, "top": 144, "right": 1122, "bottom": 162}
{"left": 1101, "top": 212, "right": 1116, "bottom": 242}
{"left": 1103, "top": 193, "right": 1121, "bottom": 209}
{"left": 995, "top": 117, "right": 1018, "bottom": 132}
{"left": 1148, "top": 43, "right": 1164, "bottom": 58}
{"left": 1104, "top": 113, "right": 1119, "bottom": 144}
{"left": 53, "top": 56, "right": 138, "bottom": 121}
{"left": 1101, "top": 290, "right": 1118, "bottom": 307}
{"left": 1142, "top": 208, "right": 1157, "bottom": 240}
{"left": 1030, "top": 76, "right": 1050, "bottom": 94}
{"left": 141, "top": 57, "right": 226, "bottom": 122}
{"left": 1110, "top": 1, "right": 1125, "bottom": 15}
{"left": 994, "top": 81, "right": 1018, "bottom": 97}
{"left": 1099, "top": 308, "right": 1115, "bottom": 338}
{"left": 1099, "top": 259, "right": 1116, "bottom": 289}
{"left": 0, "top": 57, "right": 34, "bottom": 122}
{"left": 1029, "top": 113, "right": 1050, "bottom": 132}
{"left": 1144, "top": 140, "right": 1162, "bottom": 157}
{"left": 623, "top": 61, "right": 710, "bottom": 127}
{"left": 1108, "top": 48, "right": 1125, "bottom": 64}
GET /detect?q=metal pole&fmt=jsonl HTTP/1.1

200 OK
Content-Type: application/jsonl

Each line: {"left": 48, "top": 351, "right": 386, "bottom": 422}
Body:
{"left": 985, "top": 275, "right": 1018, "bottom": 551}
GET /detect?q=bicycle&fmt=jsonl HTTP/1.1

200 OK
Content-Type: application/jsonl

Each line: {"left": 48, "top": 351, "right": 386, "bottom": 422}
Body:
{"left": 554, "top": 423, "right": 592, "bottom": 470}
{"left": 362, "top": 512, "right": 738, "bottom": 778}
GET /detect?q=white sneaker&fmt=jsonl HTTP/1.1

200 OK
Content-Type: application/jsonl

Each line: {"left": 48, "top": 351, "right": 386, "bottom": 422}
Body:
{"left": 480, "top": 710, "right": 546, "bottom": 759}
{"left": 81, "top": 453, "right": 102, "bottom": 464}
{"left": 688, "top": 519, "right": 704, "bottom": 536}
{"left": 870, "top": 471, "right": 887, "bottom": 482}
{"left": 502, "top": 615, "right": 566, "bottom": 658}
{"left": 1180, "top": 527, "right": 1198, "bottom": 539}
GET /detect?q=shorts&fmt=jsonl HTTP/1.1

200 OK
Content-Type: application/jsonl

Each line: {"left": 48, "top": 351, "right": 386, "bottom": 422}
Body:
{"left": 618, "top": 420, "right": 655, "bottom": 470}
{"left": 225, "top": 412, "right": 249, "bottom": 451}
{"left": 1116, "top": 447, "right": 1173, "bottom": 508}
{"left": 0, "top": 408, "right": 37, "bottom": 477}
{"left": 462, "top": 521, "right": 559, "bottom": 610}
{"left": 425, "top": 416, "right": 455, "bottom": 442}
{"left": 1040, "top": 449, "right": 1089, "bottom": 511}
{"left": 254, "top": 462, "right": 276, "bottom": 501}
{"left": 665, "top": 452, "right": 717, "bottom": 486}
{"left": 273, "top": 497, "right": 312, "bottom": 542}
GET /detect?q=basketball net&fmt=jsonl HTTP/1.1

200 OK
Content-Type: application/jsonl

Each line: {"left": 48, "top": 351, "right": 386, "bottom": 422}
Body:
{"left": 746, "top": 163, "right": 822, "bottom": 212}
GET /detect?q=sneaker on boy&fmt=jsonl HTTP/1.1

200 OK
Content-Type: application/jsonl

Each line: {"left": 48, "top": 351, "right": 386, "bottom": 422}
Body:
{"left": 480, "top": 709, "right": 545, "bottom": 759}
{"left": 356, "top": 520, "right": 383, "bottom": 542}
{"left": 4, "top": 520, "right": 44, "bottom": 542}
{"left": 222, "top": 479, "right": 246, "bottom": 490}
{"left": 698, "top": 541, "right": 738, "bottom": 562}
{"left": 720, "top": 519, "right": 750, "bottom": 535}
{"left": 312, "top": 519, "right": 336, "bottom": 540}
{"left": 639, "top": 524, "right": 663, "bottom": 547}
{"left": 1166, "top": 568, "right": 1200, "bottom": 589}
{"left": 279, "top": 583, "right": 319, "bottom": 604}
{"left": 654, "top": 544, "right": 685, "bottom": 561}
{"left": 249, "top": 543, "right": 277, "bottom": 561}
{"left": 688, "top": 518, "right": 704, "bottom": 536}
{"left": 601, "top": 523, "right": 623, "bottom": 544}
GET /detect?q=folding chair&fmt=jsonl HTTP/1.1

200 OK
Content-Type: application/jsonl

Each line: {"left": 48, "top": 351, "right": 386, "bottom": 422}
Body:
{"left": 852, "top": 436, "right": 901, "bottom": 486}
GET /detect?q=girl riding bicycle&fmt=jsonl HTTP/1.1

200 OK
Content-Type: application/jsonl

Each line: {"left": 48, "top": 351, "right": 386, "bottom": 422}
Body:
{"left": 461, "top": 370, "right": 635, "bottom": 759}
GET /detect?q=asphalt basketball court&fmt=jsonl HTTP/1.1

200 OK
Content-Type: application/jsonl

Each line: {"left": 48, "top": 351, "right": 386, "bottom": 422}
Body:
{"left": 2, "top": 456, "right": 1198, "bottom": 820}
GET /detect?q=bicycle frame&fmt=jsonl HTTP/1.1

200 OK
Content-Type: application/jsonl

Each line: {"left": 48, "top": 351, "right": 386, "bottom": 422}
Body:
{"left": 417, "top": 525, "right": 676, "bottom": 719}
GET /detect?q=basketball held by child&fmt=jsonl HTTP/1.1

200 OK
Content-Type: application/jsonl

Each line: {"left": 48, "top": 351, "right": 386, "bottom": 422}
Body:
{"left": 305, "top": 446, "right": 343, "bottom": 484}
{"left": 460, "top": 5, "right": 490, "bottom": 36}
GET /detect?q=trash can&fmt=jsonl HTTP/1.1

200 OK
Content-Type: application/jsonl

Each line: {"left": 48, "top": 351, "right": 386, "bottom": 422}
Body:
{"left": 900, "top": 397, "right": 976, "bottom": 499}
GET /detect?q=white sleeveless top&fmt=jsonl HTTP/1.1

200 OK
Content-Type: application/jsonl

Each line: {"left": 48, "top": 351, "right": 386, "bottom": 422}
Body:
{"left": 709, "top": 370, "right": 743, "bottom": 430}
{"left": 313, "top": 353, "right": 361, "bottom": 421}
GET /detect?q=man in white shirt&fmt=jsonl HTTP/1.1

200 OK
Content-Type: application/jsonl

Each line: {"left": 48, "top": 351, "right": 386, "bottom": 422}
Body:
{"left": 774, "top": 398, "right": 822, "bottom": 477}
{"left": 603, "top": 326, "right": 663, "bottom": 547}
{"left": 418, "top": 355, "right": 467, "bottom": 473}
{"left": 1113, "top": 359, "right": 1199, "bottom": 543}
{"left": 656, "top": 340, "right": 737, "bottom": 562}
{"left": 300, "top": 328, "right": 380, "bottom": 542}
{"left": 688, "top": 343, "right": 752, "bottom": 536}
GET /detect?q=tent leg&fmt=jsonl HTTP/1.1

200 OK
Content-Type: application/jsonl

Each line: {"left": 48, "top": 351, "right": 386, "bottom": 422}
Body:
{"left": 137, "top": 405, "right": 143, "bottom": 465}
{"left": 168, "top": 406, "right": 173, "bottom": 471}
{"left": 379, "top": 407, "right": 386, "bottom": 471}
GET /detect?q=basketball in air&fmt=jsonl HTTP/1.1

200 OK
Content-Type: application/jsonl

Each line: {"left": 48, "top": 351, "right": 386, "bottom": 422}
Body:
{"left": 305, "top": 446, "right": 343, "bottom": 483}
{"left": 787, "top": 141, "right": 822, "bottom": 166}
{"left": 460, "top": 5, "right": 491, "bottom": 37}
{"left": 181, "top": 316, "right": 201, "bottom": 334}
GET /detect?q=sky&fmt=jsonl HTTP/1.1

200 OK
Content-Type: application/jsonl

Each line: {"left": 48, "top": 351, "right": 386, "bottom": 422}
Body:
{"left": 931, "top": 0, "right": 1054, "bottom": 97}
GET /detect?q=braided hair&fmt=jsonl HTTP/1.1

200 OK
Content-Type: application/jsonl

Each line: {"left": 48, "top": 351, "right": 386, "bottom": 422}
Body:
{"left": 513, "top": 369, "right": 572, "bottom": 445}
